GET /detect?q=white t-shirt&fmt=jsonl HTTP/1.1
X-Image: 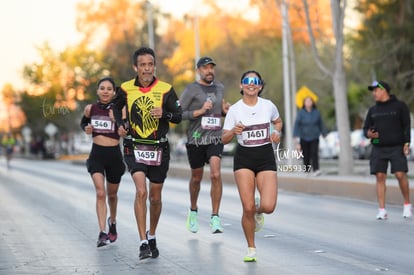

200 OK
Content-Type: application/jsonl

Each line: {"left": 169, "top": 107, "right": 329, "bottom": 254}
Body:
{"left": 223, "top": 97, "right": 280, "bottom": 147}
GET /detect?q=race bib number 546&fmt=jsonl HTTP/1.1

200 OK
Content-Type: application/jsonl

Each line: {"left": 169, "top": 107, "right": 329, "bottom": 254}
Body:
{"left": 91, "top": 115, "right": 114, "bottom": 133}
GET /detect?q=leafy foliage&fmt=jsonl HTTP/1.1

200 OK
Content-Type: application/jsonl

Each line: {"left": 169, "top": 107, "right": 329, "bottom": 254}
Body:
{"left": 350, "top": 0, "right": 414, "bottom": 109}
{"left": 6, "top": 0, "right": 370, "bottom": 140}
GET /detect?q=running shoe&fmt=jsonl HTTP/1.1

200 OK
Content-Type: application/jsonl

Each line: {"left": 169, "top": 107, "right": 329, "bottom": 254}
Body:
{"left": 313, "top": 170, "right": 322, "bottom": 177}
{"left": 376, "top": 208, "right": 388, "bottom": 220}
{"left": 403, "top": 204, "right": 412, "bottom": 218}
{"left": 243, "top": 247, "right": 257, "bottom": 262}
{"left": 146, "top": 231, "right": 159, "bottom": 258}
{"left": 107, "top": 217, "right": 117, "bottom": 243}
{"left": 254, "top": 197, "right": 264, "bottom": 232}
{"left": 97, "top": 232, "right": 109, "bottom": 247}
{"left": 139, "top": 242, "right": 152, "bottom": 260}
{"left": 210, "top": 215, "right": 224, "bottom": 233}
{"left": 186, "top": 209, "right": 199, "bottom": 233}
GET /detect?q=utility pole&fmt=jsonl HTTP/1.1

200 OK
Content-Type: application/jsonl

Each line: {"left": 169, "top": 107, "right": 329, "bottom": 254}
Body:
{"left": 281, "top": 0, "right": 293, "bottom": 164}
{"left": 194, "top": 0, "right": 200, "bottom": 81}
{"left": 146, "top": 0, "right": 154, "bottom": 49}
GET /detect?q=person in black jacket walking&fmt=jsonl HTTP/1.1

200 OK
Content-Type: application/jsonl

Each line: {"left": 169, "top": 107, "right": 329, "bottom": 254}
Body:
{"left": 363, "top": 80, "right": 412, "bottom": 220}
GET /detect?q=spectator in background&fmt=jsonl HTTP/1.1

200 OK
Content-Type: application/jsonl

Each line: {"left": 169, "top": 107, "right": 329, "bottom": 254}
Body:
{"left": 2, "top": 133, "right": 16, "bottom": 168}
{"left": 293, "top": 96, "right": 327, "bottom": 176}
{"left": 363, "top": 80, "right": 412, "bottom": 220}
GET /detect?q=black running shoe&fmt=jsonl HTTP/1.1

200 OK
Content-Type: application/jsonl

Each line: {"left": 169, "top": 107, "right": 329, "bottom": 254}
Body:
{"left": 139, "top": 243, "right": 152, "bottom": 260}
{"left": 107, "top": 217, "right": 117, "bottom": 243}
{"left": 146, "top": 231, "right": 159, "bottom": 258}
{"left": 97, "top": 232, "right": 109, "bottom": 247}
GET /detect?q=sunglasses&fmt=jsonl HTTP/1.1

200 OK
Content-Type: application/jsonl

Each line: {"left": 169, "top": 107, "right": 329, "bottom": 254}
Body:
{"left": 371, "top": 81, "right": 385, "bottom": 90}
{"left": 241, "top": 77, "right": 263, "bottom": 86}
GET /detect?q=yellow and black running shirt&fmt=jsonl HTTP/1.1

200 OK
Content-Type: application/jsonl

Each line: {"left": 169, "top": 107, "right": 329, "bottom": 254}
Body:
{"left": 120, "top": 78, "right": 179, "bottom": 139}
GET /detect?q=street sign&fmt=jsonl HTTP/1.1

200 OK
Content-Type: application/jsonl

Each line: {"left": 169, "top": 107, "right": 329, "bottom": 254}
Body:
{"left": 44, "top": 123, "right": 58, "bottom": 137}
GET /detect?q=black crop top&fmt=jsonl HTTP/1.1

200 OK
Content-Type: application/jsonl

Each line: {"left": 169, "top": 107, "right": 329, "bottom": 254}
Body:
{"left": 90, "top": 103, "right": 120, "bottom": 140}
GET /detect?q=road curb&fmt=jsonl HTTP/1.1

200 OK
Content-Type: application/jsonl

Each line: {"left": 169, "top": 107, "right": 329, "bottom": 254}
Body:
{"left": 168, "top": 164, "right": 414, "bottom": 206}
{"left": 70, "top": 158, "right": 413, "bottom": 206}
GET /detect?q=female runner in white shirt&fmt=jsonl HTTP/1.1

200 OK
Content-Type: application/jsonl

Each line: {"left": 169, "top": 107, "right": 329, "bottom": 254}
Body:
{"left": 222, "top": 70, "right": 283, "bottom": 262}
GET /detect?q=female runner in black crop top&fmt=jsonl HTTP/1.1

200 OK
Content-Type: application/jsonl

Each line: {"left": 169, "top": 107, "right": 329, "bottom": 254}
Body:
{"left": 80, "top": 77, "right": 126, "bottom": 247}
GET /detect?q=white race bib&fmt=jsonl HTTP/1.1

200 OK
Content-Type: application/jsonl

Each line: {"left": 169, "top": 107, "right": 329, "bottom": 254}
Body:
{"left": 91, "top": 116, "right": 114, "bottom": 133}
{"left": 201, "top": 114, "right": 221, "bottom": 130}
{"left": 241, "top": 123, "right": 270, "bottom": 145}
{"left": 133, "top": 145, "right": 162, "bottom": 166}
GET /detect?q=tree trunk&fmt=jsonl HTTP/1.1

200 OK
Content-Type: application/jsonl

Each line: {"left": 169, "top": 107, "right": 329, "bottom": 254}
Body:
{"left": 331, "top": 0, "right": 353, "bottom": 175}
{"left": 333, "top": 67, "right": 353, "bottom": 175}
{"left": 302, "top": 0, "right": 354, "bottom": 174}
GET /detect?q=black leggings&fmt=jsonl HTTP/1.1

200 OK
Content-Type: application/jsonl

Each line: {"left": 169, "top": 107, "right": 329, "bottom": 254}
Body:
{"left": 300, "top": 139, "right": 319, "bottom": 171}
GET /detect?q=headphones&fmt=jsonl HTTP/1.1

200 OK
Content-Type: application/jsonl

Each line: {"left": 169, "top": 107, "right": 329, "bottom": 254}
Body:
{"left": 97, "top": 101, "right": 113, "bottom": 110}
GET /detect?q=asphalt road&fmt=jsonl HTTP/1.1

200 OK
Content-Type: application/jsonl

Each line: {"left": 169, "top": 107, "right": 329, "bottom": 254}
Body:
{"left": 0, "top": 158, "right": 413, "bottom": 275}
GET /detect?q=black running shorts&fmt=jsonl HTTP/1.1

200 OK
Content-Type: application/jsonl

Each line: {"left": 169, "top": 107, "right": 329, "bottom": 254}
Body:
{"left": 369, "top": 145, "right": 408, "bottom": 174}
{"left": 123, "top": 142, "right": 170, "bottom": 184}
{"left": 87, "top": 143, "right": 125, "bottom": 183}
{"left": 185, "top": 143, "right": 223, "bottom": 169}
{"left": 233, "top": 143, "right": 276, "bottom": 174}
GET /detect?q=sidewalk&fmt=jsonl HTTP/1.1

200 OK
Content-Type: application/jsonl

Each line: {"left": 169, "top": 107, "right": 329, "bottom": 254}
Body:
{"left": 168, "top": 157, "right": 414, "bottom": 206}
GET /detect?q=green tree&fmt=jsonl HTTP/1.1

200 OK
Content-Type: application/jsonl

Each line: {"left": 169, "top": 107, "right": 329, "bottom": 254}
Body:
{"left": 301, "top": 0, "right": 354, "bottom": 174}
{"left": 75, "top": 0, "right": 165, "bottom": 82}
{"left": 0, "top": 84, "right": 26, "bottom": 133}
{"left": 350, "top": 0, "right": 414, "bottom": 108}
{"left": 19, "top": 0, "right": 166, "bottom": 138}
{"left": 21, "top": 43, "right": 108, "bottom": 137}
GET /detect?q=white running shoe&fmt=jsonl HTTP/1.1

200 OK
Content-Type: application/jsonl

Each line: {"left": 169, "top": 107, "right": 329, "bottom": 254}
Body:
{"left": 312, "top": 170, "right": 322, "bottom": 176}
{"left": 254, "top": 197, "right": 264, "bottom": 232}
{"left": 376, "top": 208, "right": 387, "bottom": 220}
{"left": 403, "top": 204, "right": 412, "bottom": 218}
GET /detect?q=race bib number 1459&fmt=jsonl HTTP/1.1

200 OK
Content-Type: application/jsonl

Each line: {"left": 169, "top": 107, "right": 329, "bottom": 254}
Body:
{"left": 134, "top": 145, "right": 162, "bottom": 166}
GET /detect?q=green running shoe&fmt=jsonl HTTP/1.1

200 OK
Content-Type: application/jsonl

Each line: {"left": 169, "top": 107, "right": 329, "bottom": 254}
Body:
{"left": 186, "top": 209, "right": 199, "bottom": 233}
{"left": 243, "top": 247, "right": 257, "bottom": 262}
{"left": 210, "top": 215, "right": 224, "bottom": 233}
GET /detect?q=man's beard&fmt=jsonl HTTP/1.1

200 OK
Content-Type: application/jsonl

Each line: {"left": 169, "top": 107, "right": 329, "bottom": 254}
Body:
{"left": 202, "top": 74, "right": 214, "bottom": 84}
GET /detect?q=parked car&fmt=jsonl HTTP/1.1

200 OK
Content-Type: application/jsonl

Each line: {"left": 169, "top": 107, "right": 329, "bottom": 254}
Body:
{"left": 351, "top": 129, "right": 372, "bottom": 159}
{"left": 408, "top": 128, "right": 414, "bottom": 161}
{"left": 351, "top": 128, "right": 414, "bottom": 160}
{"left": 172, "top": 137, "right": 187, "bottom": 157}
{"left": 319, "top": 131, "right": 340, "bottom": 159}
{"left": 73, "top": 133, "right": 92, "bottom": 154}
{"left": 223, "top": 140, "right": 237, "bottom": 156}
{"left": 319, "top": 134, "right": 334, "bottom": 159}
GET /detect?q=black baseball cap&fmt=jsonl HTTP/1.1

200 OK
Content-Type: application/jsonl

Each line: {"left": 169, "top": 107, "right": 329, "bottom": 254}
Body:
{"left": 197, "top": 57, "right": 216, "bottom": 68}
{"left": 368, "top": 80, "right": 391, "bottom": 93}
